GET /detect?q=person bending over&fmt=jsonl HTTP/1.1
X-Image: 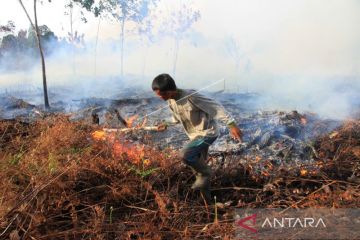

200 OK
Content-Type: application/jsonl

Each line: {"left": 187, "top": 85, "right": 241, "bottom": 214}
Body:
{"left": 152, "top": 73, "right": 242, "bottom": 202}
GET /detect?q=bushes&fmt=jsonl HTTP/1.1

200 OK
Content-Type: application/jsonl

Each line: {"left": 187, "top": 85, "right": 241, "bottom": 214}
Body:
{"left": 1, "top": 116, "right": 359, "bottom": 239}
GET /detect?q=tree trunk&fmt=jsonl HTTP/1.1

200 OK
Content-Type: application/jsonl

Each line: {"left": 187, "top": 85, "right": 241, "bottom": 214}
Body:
{"left": 18, "top": 0, "right": 49, "bottom": 109}
{"left": 94, "top": 17, "right": 101, "bottom": 77}
{"left": 34, "top": 0, "right": 49, "bottom": 109}
{"left": 120, "top": 18, "right": 125, "bottom": 78}
{"left": 69, "top": 0, "right": 76, "bottom": 76}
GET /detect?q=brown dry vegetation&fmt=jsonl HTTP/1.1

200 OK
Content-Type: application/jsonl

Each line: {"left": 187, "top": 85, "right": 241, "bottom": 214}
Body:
{"left": 0, "top": 115, "right": 359, "bottom": 239}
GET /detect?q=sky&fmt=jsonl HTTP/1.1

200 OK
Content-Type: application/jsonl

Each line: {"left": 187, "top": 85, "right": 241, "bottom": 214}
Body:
{"left": 0, "top": 0, "right": 359, "bottom": 119}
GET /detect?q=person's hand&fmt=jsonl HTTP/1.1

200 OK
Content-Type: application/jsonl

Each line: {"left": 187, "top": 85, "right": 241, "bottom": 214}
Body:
{"left": 156, "top": 122, "right": 168, "bottom": 132}
{"left": 229, "top": 125, "right": 242, "bottom": 142}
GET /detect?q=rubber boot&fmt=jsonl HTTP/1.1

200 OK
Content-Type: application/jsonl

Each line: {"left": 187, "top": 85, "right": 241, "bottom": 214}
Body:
{"left": 189, "top": 159, "right": 211, "bottom": 190}
{"left": 188, "top": 149, "right": 212, "bottom": 203}
{"left": 191, "top": 171, "right": 211, "bottom": 190}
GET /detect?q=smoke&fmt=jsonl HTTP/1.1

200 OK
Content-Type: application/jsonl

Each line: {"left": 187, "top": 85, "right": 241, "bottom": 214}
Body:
{"left": 245, "top": 75, "right": 360, "bottom": 119}
{"left": 0, "top": 0, "right": 359, "bottom": 119}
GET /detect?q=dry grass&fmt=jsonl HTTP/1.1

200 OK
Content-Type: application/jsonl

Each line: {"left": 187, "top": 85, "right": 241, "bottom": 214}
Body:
{"left": 0, "top": 115, "right": 359, "bottom": 239}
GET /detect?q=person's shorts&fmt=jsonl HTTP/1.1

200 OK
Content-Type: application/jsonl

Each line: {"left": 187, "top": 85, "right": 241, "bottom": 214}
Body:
{"left": 180, "top": 136, "right": 217, "bottom": 164}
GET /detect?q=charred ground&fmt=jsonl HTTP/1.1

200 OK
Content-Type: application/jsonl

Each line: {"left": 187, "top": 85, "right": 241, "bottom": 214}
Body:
{"left": 0, "top": 92, "right": 359, "bottom": 239}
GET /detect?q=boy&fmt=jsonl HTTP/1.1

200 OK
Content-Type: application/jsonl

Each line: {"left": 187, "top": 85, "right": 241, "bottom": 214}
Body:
{"left": 152, "top": 73, "right": 242, "bottom": 201}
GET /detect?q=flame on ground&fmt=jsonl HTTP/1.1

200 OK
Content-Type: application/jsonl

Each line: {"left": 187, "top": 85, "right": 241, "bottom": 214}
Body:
{"left": 126, "top": 115, "right": 139, "bottom": 128}
{"left": 91, "top": 130, "right": 150, "bottom": 165}
{"left": 92, "top": 130, "right": 106, "bottom": 141}
{"left": 113, "top": 141, "right": 145, "bottom": 164}
{"left": 125, "top": 115, "right": 148, "bottom": 128}
{"left": 300, "top": 169, "right": 308, "bottom": 176}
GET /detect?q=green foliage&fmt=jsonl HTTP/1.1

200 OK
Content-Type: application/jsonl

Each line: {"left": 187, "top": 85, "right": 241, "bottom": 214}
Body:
{"left": 9, "top": 152, "right": 24, "bottom": 165}
{"left": 0, "top": 24, "right": 65, "bottom": 70}
{"left": 48, "top": 153, "right": 58, "bottom": 174}
{"left": 128, "top": 159, "right": 159, "bottom": 178}
{"left": 136, "top": 167, "right": 159, "bottom": 178}
{"left": 8, "top": 145, "right": 25, "bottom": 165}
{"left": 69, "top": 147, "right": 82, "bottom": 154}
{"left": 0, "top": 20, "right": 15, "bottom": 33}
{"left": 72, "top": 0, "right": 99, "bottom": 19}
{"left": 63, "top": 146, "right": 92, "bottom": 155}
{"left": 74, "top": 0, "right": 94, "bottom": 12}
{"left": 72, "top": 0, "right": 156, "bottom": 24}
{"left": 1, "top": 34, "right": 18, "bottom": 51}
{"left": 27, "top": 25, "right": 58, "bottom": 49}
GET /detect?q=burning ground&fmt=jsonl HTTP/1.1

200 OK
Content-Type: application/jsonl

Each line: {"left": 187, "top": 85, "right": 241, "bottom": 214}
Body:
{"left": 0, "top": 92, "right": 359, "bottom": 239}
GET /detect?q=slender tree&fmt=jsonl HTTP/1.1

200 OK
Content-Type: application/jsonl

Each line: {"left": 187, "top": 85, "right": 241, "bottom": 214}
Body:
{"left": 18, "top": 0, "right": 49, "bottom": 109}
{"left": 64, "top": 1, "right": 86, "bottom": 76}
{"left": 133, "top": 1, "right": 159, "bottom": 80}
{"left": 73, "top": 0, "right": 155, "bottom": 78}
{"left": 224, "top": 36, "right": 252, "bottom": 92}
{"left": 137, "top": 18, "right": 153, "bottom": 80}
{"left": 159, "top": 3, "right": 200, "bottom": 77}
{"left": 65, "top": 0, "right": 76, "bottom": 75}
{"left": 94, "top": 17, "right": 101, "bottom": 77}
{"left": 113, "top": 0, "right": 155, "bottom": 77}
{"left": 71, "top": 0, "right": 104, "bottom": 78}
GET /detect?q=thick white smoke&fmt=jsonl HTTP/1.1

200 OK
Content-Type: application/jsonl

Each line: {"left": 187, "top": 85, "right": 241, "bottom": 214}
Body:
{"left": 0, "top": 0, "right": 359, "bottom": 119}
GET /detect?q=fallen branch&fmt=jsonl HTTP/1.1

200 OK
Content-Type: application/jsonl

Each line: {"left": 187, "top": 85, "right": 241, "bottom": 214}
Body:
{"left": 103, "top": 126, "right": 159, "bottom": 133}
{"left": 280, "top": 180, "right": 338, "bottom": 213}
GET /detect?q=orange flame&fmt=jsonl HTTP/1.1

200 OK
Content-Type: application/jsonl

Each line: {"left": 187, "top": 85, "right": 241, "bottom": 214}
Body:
{"left": 255, "top": 156, "right": 262, "bottom": 162}
{"left": 143, "top": 159, "right": 151, "bottom": 166}
{"left": 92, "top": 130, "right": 106, "bottom": 141}
{"left": 113, "top": 141, "right": 146, "bottom": 164}
{"left": 300, "top": 169, "right": 308, "bottom": 176}
{"left": 126, "top": 115, "right": 139, "bottom": 128}
{"left": 91, "top": 128, "right": 151, "bottom": 166}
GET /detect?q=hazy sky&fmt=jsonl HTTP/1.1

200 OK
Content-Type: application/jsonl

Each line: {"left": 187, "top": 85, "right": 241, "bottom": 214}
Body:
{"left": 2, "top": 0, "right": 359, "bottom": 78}
{"left": 1, "top": 0, "right": 359, "bottom": 118}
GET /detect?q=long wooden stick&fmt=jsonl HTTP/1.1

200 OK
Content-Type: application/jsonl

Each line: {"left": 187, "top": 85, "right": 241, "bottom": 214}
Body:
{"left": 103, "top": 126, "right": 159, "bottom": 133}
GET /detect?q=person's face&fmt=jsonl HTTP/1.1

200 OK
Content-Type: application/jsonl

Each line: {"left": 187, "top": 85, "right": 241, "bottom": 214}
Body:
{"left": 154, "top": 90, "right": 175, "bottom": 101}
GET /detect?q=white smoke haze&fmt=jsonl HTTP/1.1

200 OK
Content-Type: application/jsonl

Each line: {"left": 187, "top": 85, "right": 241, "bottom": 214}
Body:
{"left": 0, "top": 0, "right": 359, "bottom": 119}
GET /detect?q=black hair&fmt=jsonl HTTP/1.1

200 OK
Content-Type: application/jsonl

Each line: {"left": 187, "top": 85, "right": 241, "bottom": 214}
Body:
{"left": 152, "top": 73, "right": 177, "bottom": 91}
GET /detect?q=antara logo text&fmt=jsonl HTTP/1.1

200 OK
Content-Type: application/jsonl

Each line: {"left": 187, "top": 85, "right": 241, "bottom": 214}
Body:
{"left": 261, "top": 217, "right": 326, "bottom": 228}
{"left": 237, "top": 213, "right": 326, "bottom": 232}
